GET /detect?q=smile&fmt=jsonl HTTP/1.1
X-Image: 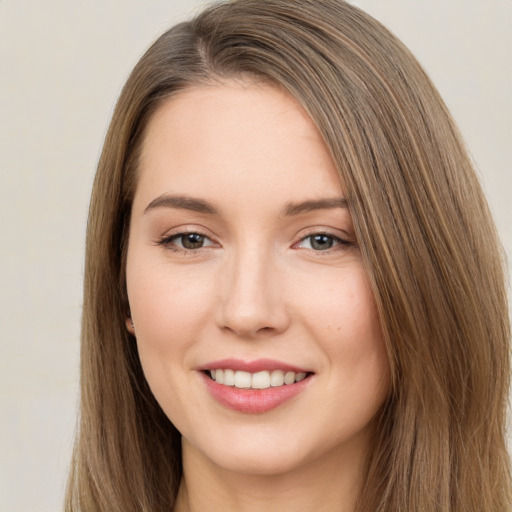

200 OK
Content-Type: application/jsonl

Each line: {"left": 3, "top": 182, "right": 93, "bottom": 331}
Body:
{"left": 208, "top": 369, "right": 308, "bottom": 389}
{"left": 201, "top": 360, "right": 314, "bottom": 414}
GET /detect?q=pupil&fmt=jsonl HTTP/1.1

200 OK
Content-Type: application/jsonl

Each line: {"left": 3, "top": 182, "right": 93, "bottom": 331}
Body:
{"left": 311, "top": 235, "right": 333, "bottom": 250}
{"left": 182, "top": 233, "right": 204, "bottom": 249}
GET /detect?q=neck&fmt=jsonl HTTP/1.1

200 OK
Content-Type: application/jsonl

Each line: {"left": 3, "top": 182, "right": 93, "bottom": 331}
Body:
{"left": 174, "top": 433, "right": 371, "bottom": 512}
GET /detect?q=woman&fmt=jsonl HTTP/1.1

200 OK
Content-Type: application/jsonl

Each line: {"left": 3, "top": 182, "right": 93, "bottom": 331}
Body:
{"left": 66, "top": 1, "right": 511, "bottom": 510}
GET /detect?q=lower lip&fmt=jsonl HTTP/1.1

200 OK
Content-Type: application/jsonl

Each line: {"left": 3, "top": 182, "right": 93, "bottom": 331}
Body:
{"left": 201, "top": 373, "right": 311, "bottom": 414}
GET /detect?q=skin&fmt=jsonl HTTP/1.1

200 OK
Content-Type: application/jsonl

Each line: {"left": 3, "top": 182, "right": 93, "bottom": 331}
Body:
{"left": 125, "top": 81, "right": 390, "bottom": 512}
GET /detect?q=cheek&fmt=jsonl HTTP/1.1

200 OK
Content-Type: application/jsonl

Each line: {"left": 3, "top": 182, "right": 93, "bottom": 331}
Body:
{"left": 125, "top": 260, "right": 218, "bottom": 411}
{"left": 296, "top": 264, "right": 389, "bottom": 382}
{"left": 127, "top": 260, "right": 213, "bottom": 344}
{"left": 301, "top": 265, "right": 381, "bottom": 339}
{"left": 125, "top": 261, "right": 215, "bottom": 414}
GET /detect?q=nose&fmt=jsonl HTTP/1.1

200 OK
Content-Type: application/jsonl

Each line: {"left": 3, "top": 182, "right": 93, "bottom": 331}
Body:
{"left": 216, "top": 245, "right": 290, "bottom": 338}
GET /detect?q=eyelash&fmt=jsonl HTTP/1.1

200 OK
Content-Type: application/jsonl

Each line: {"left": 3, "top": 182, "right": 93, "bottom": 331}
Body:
{"left": 156, "top": 230, "right": 217, "bottom": 254}
{"left": 294, "top": 232, "right": 354, "bottom": 252}
{"left": 156, "top": 230, "right": 354, "bottom": 254}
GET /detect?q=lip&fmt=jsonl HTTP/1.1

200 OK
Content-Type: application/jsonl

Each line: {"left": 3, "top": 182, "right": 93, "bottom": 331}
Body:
{"left": 199, "top": 358, "right": 314, "bottom": 414}
{"left": 200, "top": 358, "right": 311, "bottom": 373}
{"left": 201, "top": 372, "right": 312, "bottom": 414}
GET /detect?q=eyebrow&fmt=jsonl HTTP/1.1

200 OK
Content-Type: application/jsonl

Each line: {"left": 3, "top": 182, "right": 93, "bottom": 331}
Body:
{"left": 284, "top": 198, "right": 348, "bottom": 216}
{"left": 143, "top": 194, "right": 348, "bottom": 216}
{"left": 144, "top": 194, "right": 219, "bottom": 215}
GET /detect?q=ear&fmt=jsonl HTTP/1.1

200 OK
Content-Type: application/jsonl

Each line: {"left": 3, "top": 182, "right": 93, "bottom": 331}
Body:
{"left": 126, "top": 317, "right": 135, "bottom": 335}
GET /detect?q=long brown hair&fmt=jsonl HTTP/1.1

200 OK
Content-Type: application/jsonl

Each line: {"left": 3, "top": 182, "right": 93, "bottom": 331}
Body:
{"left": 66, "top": 1, "right": 511, "bottom": 510}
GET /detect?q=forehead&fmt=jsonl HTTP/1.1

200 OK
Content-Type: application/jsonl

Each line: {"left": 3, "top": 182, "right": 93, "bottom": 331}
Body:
{"left": 134, "top": 81, "right": 343, "bottom": 215}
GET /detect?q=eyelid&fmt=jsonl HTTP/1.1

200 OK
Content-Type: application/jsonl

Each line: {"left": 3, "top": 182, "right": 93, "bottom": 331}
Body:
{"left": 171, "top": 233, "right": 215, "bottom": 249}
{"left": 154, "top": 225, "right": 355, "bottom": 253}
{"left": 155, "top": 225, "right": 220, "bottom": 252}
{"left": 292, "top": 227, "right": 356, "bottom": 251}
{"left": 296, "top": 234, "right": 339, "bottom": 249}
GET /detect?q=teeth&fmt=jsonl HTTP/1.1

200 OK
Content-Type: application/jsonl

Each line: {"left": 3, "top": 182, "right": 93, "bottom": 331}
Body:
{"left": 224, "top": 369, "right": 235, "bottom": 386}
{"left": 284, "top": 371, "right": 295, "bottom": 385}
{"left": 270, "top": 370, "right": 284, "bottom": 387}
{"left": 208, "top": 369, "right": 308, "bottom": 389}
{"left": 295, "top": 372, "right": 307, "bottom": 382}
{"left": 234, "top": 371, "right": 252, "bottom": 388}
{"left": 252, "top": 371, "right": 270, "bottom": 389}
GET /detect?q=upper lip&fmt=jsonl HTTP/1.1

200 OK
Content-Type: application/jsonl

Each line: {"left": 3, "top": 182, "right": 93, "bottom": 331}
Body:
{"left": 200, "top": 358, "right": 312, "bottom": 374}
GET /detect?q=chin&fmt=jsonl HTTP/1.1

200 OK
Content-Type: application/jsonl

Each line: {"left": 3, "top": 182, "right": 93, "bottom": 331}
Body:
{"left": 183, "top": 430, "right": 312, "bottom": 477}
{"left": 210, "top": 445, "right": 308, "bottom": 477}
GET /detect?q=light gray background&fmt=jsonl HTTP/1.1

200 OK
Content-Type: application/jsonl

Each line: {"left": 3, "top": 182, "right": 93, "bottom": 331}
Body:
{"left": 0, "top": 1, "right": 510, "bottom": 511}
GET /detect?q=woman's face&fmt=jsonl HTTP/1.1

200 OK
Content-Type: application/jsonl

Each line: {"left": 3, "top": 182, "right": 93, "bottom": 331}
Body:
{"left": 126, "top": 81, "right": 390, "bottom": 476}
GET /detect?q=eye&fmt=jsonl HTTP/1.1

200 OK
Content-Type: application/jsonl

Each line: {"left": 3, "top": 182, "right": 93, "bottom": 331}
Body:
{"left": 159, "top": 232, "right": 215, "bottom": 251}
{"left": 296, "top": 233, "right": 349, "bottom": 251}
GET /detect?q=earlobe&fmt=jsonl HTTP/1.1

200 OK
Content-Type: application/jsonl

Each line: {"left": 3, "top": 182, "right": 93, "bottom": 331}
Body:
{"left": 126, "top": 317, "right": 135, "bottom": 335}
